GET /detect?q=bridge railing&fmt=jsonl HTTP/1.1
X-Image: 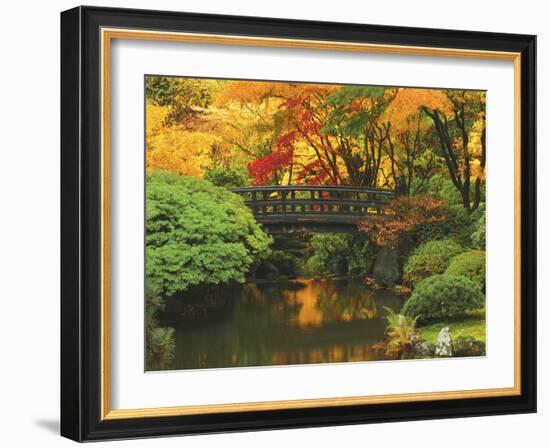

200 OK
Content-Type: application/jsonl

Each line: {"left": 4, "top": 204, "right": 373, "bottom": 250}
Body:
{"left": 229, "top": 185, "right": 395, "bottom": 219}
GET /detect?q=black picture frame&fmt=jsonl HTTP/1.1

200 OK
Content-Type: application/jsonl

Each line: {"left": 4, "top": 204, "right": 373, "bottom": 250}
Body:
{"left": 61, "top": 5, "right": 536, "bottom": 442}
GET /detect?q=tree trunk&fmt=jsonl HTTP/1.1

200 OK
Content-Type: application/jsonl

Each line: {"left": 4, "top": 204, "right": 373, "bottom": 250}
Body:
{"left": 473, "top": 123, "right": 486, "bottom": 210}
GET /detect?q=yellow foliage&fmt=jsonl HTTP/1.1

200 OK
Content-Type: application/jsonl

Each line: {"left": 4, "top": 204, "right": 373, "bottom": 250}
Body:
{"left": 146, "top": 79, "right": 486, "bottom": 192}
{"left": 214, "top": 80, "right": 338, "bottom": 106}
{"left": 146, "top": 101, "right": 220, "bottom": 177}
{"left": 147, "top": 128, "right": 221, "bottom": 177}
{"left": 145, "top": 102, "right": 167, "bottom": 148}
{"left": 214, "top": 81, "right": 284, "bottom": 105}
{"left": 468, "top": 116, "right": 485, "bottom": 157}
{"left": 385, "top": 88, "right": 452, "bottom": 127}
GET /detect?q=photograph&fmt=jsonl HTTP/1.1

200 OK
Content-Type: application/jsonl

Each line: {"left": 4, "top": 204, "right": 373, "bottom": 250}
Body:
{"left": 144, "top": 76, "right": 488, "bottom": 371}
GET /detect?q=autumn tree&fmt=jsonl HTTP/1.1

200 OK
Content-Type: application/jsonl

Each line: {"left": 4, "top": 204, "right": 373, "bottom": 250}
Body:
{"left": 322, "top": 86, "right": 393, "bottom": 187}
{"left": 214, "top": 81, "right": 350, "bottom": 186}
{"left": 145, "top": 78, "right": 486, "bottom": 204}
{"left": 211, "top": 81, "right": 296, "bottom": 185}
{"left": 265, "top": 84, "right": 396, "bottom": 188}
{"left": 358, "top": 195, "right": 447, "bottom": 248}
{"left": 422, "top": 90, "right": 485, "bottom": 211}
{"left": 386, "top": 88, "right": 485, "bottom": 210}
{"left": 381, "top": 109, "right": 442, "bottom": 195}
{"left": 146, "top": 76, "right": 214, "bottom": 127}
{"left": 145, "top": 77, "right": 239, "bottom": 177}
{"left": 145, "top": 100, "right": 222, "bottom": 177}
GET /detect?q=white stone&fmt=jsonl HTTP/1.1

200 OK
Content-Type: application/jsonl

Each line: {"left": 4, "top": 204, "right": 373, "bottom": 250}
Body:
{"left": 435, "top": 327, "right": 453, "bottom": 357}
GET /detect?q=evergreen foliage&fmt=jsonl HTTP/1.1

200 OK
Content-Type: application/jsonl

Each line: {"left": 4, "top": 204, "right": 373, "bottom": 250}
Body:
{"left": 445, "top": 250, "right": 486, "bottom": 291}
{"left": 404, "top": 239, "right": 463, "bottom": 286}
{"left": 146, "top": 171, "right": 272, "bottom": 296}
{"left": 402, "top": 274, "right": 484, "bottom": 322}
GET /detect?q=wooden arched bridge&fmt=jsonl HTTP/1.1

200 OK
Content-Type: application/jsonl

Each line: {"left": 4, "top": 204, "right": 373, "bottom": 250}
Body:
{"left": 229, "top": 185, "right": 395, "bottom": 233}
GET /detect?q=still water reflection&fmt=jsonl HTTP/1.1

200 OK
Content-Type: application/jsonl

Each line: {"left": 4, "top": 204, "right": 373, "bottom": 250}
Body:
{"left": 165, "top": 278, "right": 404, "bottom": 370}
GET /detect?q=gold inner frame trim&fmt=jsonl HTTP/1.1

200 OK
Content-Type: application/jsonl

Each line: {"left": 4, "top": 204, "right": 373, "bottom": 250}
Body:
{"left": 100, "top": 27, "right": 522, "bottom": 421}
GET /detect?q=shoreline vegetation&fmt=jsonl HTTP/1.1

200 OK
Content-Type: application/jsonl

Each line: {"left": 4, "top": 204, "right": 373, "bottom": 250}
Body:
{"left": 144, "top": 76, "right": 487, "bottom": 370}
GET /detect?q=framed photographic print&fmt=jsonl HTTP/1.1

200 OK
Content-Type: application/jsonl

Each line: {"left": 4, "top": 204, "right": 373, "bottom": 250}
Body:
{"left": 60, "top": 6, "right": 536, "bottom": 442}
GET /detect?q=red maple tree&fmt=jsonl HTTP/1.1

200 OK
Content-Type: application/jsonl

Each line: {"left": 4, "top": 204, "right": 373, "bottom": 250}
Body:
{"left": 358, "top": 195, "right": 447, "bottom": 248}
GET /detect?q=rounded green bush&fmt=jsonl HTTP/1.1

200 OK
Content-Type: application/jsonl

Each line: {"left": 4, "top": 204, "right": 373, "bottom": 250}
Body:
{"left": 146, "top": 171, "right": 272, "bottom": 296}
{"left": 401, "top": 274, "right": 485, "bottom": 322}
{"left": 445, "top": 250, "right": 486, "bottom": 292}
{"left": 404, "top": 239, "right": 463, "bottom": 287}
{"left": 471, "top": 213, "right": 486, "bottom": 250}
{"left": 415, "top": 204, "right": 475, "bottom": 248}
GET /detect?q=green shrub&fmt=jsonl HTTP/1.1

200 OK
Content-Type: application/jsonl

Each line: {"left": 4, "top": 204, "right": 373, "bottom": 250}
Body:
{"left": 302, "top": 254, "right": 329, "bottom": 278}
{"left": 404, "top": 239, "right": 463, "bottom": 287}
{"left": 421, "top": 174, "right": 485, "bottom": 207}
{"left": 383, "top": 307, "right": 420, "bottom": 359}
{"left": 445, "top": 250, "right": 486, "bottom": 292}
{"left": 401, "top": 274, "right": 485, "bottom": 322}
{"left": 413, "top": 175, "right": 485, "bottom": 248}
{"left": 471, "top": 212, "right": 486, "bottom": 250}
{"left": 262, "top": 250, "right": 298, "bottom": 276}
{"left": 204, "top": 167, "right": 247, "bottom": 188}
{"left": 146, "top": 327, "right": 176, "bottom": 370}
{"left": 422, "top": 174, "right": 464, "bottom": 205}
{"left": 145, "top": 285, "right": 176, "bottom": 370}
{"left": 470, "top": 202, "right": 486, "bottom": 222}
{"left": 415, "top": 204, "right": 475, "bottom": 247}
{"left": 309, "top": 233, "right": 376, "bottom": 276}
{"left": 146, "top": 171, "right": 272, "bottom": 296}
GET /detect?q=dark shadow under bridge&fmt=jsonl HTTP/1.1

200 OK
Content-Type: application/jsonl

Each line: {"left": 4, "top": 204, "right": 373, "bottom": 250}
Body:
{"left": 229, "top": 185, "right": 395, "bottom": 233}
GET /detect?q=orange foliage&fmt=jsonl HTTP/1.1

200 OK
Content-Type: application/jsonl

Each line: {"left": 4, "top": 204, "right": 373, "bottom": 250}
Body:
{"left": 358, "top": 196, "right": 447, "bottom": 248}
{"left": 214, "top": 81, "right": 284, "bottom": 105}
{"left": 215, "top": 80, "right": 338, "bottom": 108}
{"left": 384, "top": 88, "right": 452, "bottom": 127}
{"left": 146, "top": 78, "right": 486, "bottom": 204}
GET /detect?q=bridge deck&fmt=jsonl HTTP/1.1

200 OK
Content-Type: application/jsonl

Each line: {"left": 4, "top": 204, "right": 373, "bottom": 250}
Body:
{"left": 230, "top": 185, "right": 395, "bottom": 233}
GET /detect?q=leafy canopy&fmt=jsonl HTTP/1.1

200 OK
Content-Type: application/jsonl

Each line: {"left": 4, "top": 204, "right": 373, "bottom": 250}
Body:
{"left": 146, "top": 171, "right": 272, "bottom": 296}
{"left": 146, "top": 76, "right": 214, "bottom": 126}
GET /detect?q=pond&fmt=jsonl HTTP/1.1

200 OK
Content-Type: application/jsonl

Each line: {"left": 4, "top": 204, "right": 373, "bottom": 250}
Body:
{"left": 162, "top": 277, "right": 405, "bottom": 370}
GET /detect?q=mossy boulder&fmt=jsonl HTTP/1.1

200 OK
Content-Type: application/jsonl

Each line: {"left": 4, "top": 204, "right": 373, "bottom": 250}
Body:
{"left": 452, "top": 336, "right": 486, "bottom": 357}
{"left": 373, "top": 247, "right": 401, "bottom": 287}
{"left": 255, "top": 262, "right": 280, "bottom": 281}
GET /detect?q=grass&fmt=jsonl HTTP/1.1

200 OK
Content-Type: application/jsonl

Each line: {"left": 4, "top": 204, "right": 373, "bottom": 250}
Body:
{"left": 418, "top": 309, "right": 486, "bottom": 343}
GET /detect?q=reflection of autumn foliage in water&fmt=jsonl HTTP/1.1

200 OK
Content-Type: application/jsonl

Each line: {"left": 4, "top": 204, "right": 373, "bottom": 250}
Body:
{"left": 253, "top": 279, "right": 387, "bottom": 365}
{"left": 166, "top": 278, "right": 405, "bottom": 370}
{"left": 242, "top": 281, "right": 323, "bottom": 327}
{"left": 243, "top": 278, "right": 380, "bottom": 329}
{"left": 315, "top": 280, "right": 378, "bottom": 323}
{"left": 245, "top": 278, "right": 381, "bottom": 367}
{"left": 282, "top": 280, "right": 324, "bottom": 328}
{"left": 270, "top": 343, "right": 376, "bottom": 366}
